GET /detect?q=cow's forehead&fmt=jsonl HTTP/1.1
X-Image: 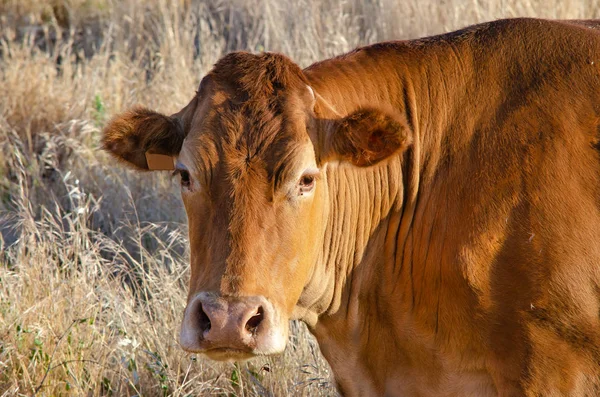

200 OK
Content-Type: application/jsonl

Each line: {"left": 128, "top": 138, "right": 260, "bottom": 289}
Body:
{"left": 178, "top": 51, "right": 315, "bottom": 183}
{"left": 178, "top": 97, "right": 314, "bottom": 189}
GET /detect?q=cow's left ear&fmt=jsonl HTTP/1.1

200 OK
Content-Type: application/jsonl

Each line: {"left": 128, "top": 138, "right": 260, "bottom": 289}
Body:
{"left": 323, "top": 108, "right": 412, "bottom": 167}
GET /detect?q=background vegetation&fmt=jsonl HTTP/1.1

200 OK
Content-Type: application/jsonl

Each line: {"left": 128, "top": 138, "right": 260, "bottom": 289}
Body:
{"left": 1, "top": 0, "right": 599, "bottom": 395}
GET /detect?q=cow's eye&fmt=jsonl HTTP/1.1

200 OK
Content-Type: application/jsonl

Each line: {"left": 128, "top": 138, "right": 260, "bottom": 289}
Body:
{"left": 298, "top": 174, "right": 316, "bottom": 195}
{"left": 180, "top": 170, "right": 191, "bottom": 187}
{"left": 173, "top": 168, "right": 191, "bottom": 189}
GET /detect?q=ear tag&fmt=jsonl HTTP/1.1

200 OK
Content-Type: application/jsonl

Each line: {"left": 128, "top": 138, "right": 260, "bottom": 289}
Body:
{"left": 145, "top": 152, "right": 175, "bottom": 170}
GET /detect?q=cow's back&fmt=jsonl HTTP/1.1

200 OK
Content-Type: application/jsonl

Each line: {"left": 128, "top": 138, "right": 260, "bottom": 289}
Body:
{"left": 423, "top": 18, "right": 600, "bottom": 395}
{"left": 421, "top": 18, "right": 600, "bottom": 395}
{"left": 484, "top": 19, "right": 600, "bottom": 395}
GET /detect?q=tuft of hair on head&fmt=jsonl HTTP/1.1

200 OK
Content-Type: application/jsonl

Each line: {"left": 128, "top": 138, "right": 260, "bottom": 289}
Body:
{"left": 209, "top": 52, "right": 309, "bottom": 103}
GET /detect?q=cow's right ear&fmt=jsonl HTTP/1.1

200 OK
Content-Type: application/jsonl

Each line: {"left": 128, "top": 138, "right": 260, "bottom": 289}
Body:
{"left": 321, "top": 107, "right": 412, "bottom": 167}
{"left": 102, "top": 106, "right": 184, "bottom": 171}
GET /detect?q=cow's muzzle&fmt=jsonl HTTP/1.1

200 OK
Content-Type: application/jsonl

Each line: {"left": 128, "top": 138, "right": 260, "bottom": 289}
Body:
{"left": 179, "top": 292, "right": 287, "bottom": 360}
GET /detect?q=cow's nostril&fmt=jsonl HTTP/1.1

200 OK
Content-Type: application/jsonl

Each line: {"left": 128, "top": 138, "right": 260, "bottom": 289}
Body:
{"left": 198, "top": 304, "right": 211, "bottom": 333}
{"left": 245, "top": 306, "right": 264, "bottom": 333}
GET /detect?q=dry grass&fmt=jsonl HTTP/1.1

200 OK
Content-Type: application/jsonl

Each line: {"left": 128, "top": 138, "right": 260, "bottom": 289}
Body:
{"left": 1, "top": 0, "right": 599, "bottom": 395}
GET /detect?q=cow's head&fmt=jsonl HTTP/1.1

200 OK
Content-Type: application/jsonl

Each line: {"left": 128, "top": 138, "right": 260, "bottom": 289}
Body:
{"left": 102, "top": 52, "right": 411, "bottom": 361}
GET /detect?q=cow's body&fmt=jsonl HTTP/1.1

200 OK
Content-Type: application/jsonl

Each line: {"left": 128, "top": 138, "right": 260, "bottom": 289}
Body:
{"left": 301, "top": 18, "right": 600, "bottom": 396}
{"left": 103, "top": 18, "right": 600, "bottom": 396}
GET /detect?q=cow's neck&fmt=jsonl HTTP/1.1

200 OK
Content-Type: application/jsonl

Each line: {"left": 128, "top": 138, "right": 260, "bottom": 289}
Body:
{"left": 300, "top": 42, "right": 483, "bottom": 394}
{"left": 302, "top": 42, "right": 466, "bottom": 321}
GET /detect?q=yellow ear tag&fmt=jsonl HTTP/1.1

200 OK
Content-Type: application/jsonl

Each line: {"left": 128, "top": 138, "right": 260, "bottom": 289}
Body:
{"left": 145, "top": 152, "right": 175, "bottom": 170}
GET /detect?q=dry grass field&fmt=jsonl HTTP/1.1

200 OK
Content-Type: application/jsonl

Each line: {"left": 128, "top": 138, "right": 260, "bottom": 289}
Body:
{"left": 1, "top": 0, "right": 599, "bottom": 395}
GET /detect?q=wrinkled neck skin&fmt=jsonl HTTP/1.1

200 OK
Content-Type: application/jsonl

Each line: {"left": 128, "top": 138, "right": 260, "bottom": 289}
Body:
{"left": 294, "top": 43, "right": 488, "bottom": 396}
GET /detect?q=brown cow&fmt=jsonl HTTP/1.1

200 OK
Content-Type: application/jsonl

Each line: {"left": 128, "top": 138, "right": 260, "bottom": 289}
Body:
{"left": 102, "top": 18, "right": 600, "bottom": 396}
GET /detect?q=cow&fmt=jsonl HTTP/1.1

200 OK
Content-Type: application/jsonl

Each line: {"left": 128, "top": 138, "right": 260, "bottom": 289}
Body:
{"left": 102, "top": 18, "right": 600, "bottom": 396}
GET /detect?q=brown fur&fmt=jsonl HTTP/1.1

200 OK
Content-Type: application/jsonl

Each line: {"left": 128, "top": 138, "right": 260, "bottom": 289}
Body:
{"left": 102, "top": 106, "right": 184, "bottom": 170}
{"left": 103, "top": 18, "right": 600, "bottom": 396}
{"left": 328, "top": 107, "right": 412, "bottom": 166}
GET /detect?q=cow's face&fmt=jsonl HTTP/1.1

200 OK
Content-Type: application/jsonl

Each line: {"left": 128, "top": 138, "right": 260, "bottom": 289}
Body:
{"left": 102, "top": 52, "right": 411, "bottom": 361}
